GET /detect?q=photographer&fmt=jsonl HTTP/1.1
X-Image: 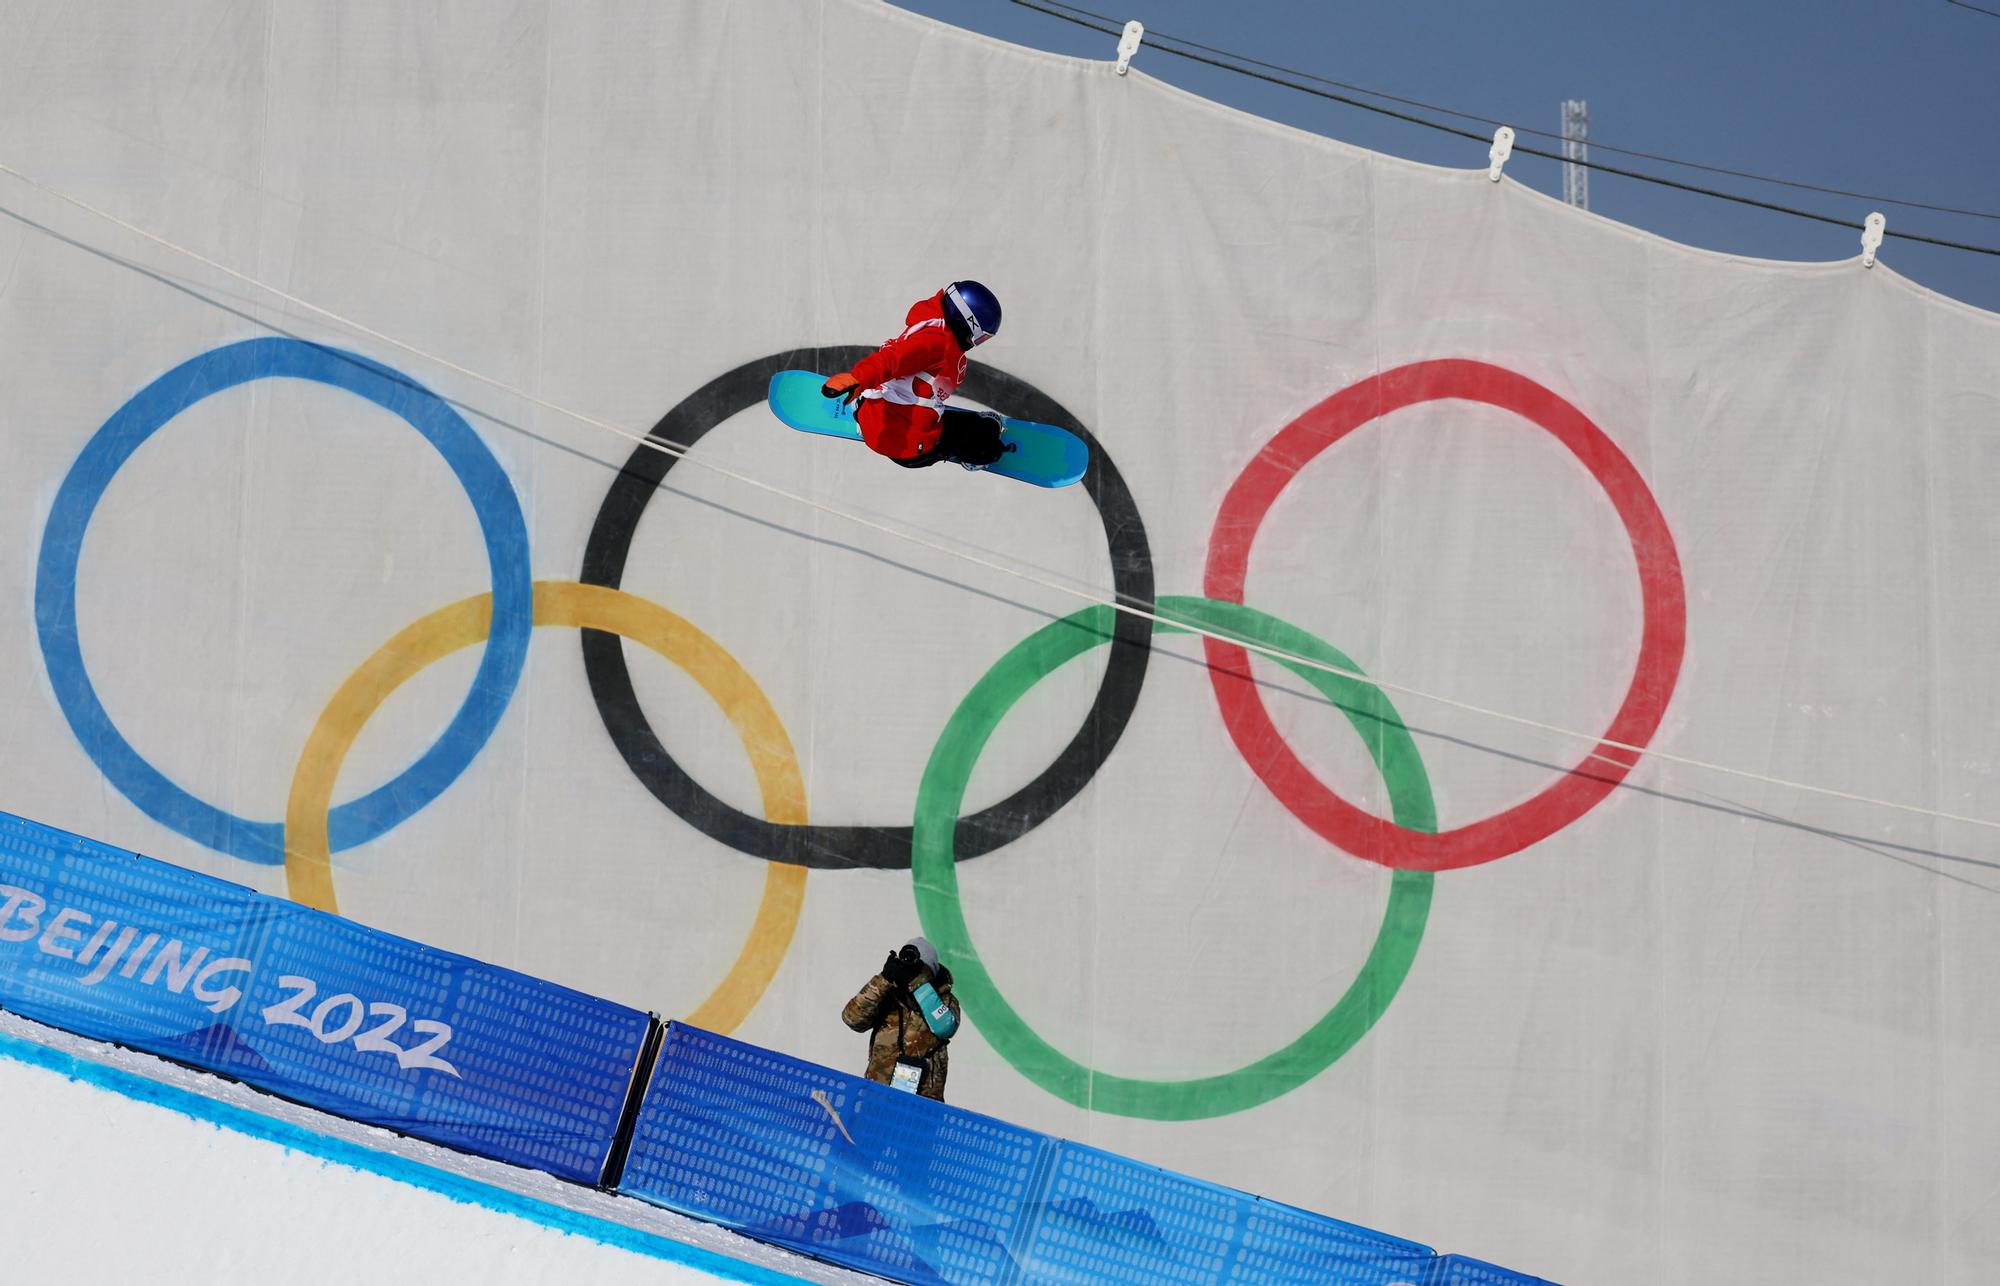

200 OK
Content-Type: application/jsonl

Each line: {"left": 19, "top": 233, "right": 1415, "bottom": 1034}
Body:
{"left": 841, "top": 936, "right": 961, "bottom": 1101}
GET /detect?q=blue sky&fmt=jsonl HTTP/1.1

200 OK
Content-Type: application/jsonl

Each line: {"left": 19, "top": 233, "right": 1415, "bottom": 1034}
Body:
{"left": 890, "top": 0, "right": 2000, "bottom": 315}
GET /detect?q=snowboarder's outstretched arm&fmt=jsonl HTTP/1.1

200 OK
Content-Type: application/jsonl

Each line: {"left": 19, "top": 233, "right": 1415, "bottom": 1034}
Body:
{"left": 825, "top": 326, "right": 955, "bottom": 404}
{"left": 848, "top": 326, "right": 953, "bottom": 391}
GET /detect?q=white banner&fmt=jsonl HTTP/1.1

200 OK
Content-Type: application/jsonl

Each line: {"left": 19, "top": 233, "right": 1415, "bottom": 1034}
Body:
{"left": 1, "top": 2, "right": 1994, "bottom": 1280}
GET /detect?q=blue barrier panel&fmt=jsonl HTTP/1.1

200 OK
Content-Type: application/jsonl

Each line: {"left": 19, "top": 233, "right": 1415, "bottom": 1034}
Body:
{"left": 0, "top": 810, "right": 651, "bottom": 1183}
{"left": 620, "top": 1025, "right": 1452, "bottom": 1286}
{"left": 1017, "top": 1142, "right": 1436, "bottom": 1285}
{"left": 619, "top": 1024, "right": 1052, "bottom": 1284}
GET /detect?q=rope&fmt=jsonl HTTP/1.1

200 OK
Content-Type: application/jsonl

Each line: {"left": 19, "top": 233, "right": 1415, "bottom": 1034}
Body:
{"left": 1029, "top": 0, "right": 2000, "bottom": 223}
{"left": 1008, "top": 0, "right": 2000, "bottom": 258}
{"left": 2, "top": 156, "right": 1993, "bottom": 835}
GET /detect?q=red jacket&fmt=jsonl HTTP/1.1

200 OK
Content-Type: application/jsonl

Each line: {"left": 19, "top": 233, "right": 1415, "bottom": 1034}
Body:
{"left": 845, "top": 292, "right": 969, "bottom": 460}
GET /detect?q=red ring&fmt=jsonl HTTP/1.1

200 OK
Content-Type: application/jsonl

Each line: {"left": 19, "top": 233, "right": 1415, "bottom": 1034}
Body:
{"left": 1202, "top": 359, "right": 1686, "bottom": 872}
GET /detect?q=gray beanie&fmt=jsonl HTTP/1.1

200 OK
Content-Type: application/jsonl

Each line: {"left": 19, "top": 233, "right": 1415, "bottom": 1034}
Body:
{"left": 903, "top": 936, "right": 939, "bottom": 974}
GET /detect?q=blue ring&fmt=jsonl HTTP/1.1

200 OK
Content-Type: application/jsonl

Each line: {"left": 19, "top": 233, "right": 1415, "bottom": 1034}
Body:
{"left": 34, "top": 338, "right": 533, "bottom": 866}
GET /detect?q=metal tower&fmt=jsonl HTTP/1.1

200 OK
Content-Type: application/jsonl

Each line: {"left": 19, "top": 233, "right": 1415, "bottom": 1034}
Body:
{"left": 1561, "top": 99, "right": 1589, "bottom": 210}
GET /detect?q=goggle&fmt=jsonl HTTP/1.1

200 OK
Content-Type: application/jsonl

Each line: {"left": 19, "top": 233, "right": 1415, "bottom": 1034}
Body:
{"left": 946, "top": 286, "right": 993, "bottom": 347}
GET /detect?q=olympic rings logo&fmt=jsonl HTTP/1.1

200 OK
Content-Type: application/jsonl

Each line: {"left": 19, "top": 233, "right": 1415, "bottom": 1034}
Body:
{"left": 1205, "top": 360, "right": 1687, "bottom": 872}
{"left": 32, "top": 338, "right": 1685, "bottom": 1120}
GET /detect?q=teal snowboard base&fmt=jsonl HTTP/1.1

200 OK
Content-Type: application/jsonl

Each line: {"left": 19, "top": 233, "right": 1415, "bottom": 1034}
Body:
{"left": 767, "top": 370, "right": 1089, "bottom": 489}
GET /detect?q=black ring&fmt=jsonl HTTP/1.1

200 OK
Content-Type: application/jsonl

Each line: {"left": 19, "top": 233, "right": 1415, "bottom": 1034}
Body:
{"left": 580, "top": 347, "right": 1155, "bottom": 870}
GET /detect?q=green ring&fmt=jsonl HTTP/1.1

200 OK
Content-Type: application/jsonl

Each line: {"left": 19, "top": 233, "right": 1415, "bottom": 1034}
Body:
{"left": 911, "top": 595, "right": 1436, "bottom": 1120}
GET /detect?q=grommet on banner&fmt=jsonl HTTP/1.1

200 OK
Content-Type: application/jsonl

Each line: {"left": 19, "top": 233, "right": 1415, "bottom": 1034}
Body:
{"left": 1861, "top": 211, "right": 1886, "bottom": 269}
{"left": 1115, "top": 20, "right": 1144, "bottom": 75}
{"left": 1488, "top": 126, "right": 1515, "bottom": 182}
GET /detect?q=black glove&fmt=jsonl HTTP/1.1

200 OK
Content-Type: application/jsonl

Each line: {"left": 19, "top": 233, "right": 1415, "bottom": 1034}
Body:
{"left": 881, "top": 950, "right": 916, "bottom": 986}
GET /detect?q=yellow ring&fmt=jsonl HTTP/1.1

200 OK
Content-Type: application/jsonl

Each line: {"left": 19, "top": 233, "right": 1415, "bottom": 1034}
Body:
{"left": 283, "top": 580, "right": 807, "bottom": 1033}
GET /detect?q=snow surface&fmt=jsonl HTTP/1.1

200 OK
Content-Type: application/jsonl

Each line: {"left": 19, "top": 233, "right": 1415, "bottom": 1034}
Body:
{"left": 0, "top": 1011, "right": 873, "bottom": 1286}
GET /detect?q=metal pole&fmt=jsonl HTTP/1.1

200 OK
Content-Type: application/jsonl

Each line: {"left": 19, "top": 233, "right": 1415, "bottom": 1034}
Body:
{"left": 1561, "top": 99, "right": 1589, "bottom": 210}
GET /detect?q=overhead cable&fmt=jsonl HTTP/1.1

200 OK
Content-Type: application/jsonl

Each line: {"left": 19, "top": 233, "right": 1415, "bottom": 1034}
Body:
{"left": 1007, "top": 0, "right": 2000, "bottom": 258}
{"left": 1032, "top": 0, "right": 2000, "bottom": 223}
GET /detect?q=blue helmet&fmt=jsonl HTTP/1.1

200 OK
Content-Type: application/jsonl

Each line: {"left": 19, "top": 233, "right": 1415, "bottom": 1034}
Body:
{"left": 944, "top": 280, "right": 1001, "bottom": 347}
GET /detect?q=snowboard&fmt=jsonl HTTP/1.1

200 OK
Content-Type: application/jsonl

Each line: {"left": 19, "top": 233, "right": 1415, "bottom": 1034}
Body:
{"left": 766, "top": 370, "right": 1090, "bottom": 489}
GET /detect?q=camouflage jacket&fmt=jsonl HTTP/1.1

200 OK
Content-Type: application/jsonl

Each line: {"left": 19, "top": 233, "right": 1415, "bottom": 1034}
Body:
{"left": 841, "top": 966, "right": 961, "bottom": 1101}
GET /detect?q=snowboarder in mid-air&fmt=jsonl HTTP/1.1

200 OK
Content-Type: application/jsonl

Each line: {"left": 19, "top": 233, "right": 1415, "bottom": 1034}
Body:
{"left": 768, "top": 280, "right": 1084, "bottom": 486}
{"left": 820, "top": 281, "right": 1014, "bottom": 471}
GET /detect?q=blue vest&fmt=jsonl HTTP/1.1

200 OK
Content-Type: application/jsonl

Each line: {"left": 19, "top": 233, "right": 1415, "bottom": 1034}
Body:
{"left": 910, "top": 979, "right": 957, "bottom": 1039}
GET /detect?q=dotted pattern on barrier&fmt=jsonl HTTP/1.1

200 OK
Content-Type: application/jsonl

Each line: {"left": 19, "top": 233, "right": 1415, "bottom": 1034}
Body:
{"left": 0, "top": 810, "right": 650, "bottom": 1183}
{"left": 260, "top": 905, "right": 650, "bottom": 1179}
{"left": 619, "top": 1024, "right": 1049, "bottom": 1284}
{"left": 622, "top": 1034, "right": 858, "bottom": 1226}
{"left": 617, "top": 1026, "right": 1488, "bottom": 1286}
{"left": 1016, "top": 1142, "right": 1436, "bottom": 1286}
{"left": 1228, "top": 1196, "right": 1441, "bottom": 1285}
{"left": 0, "top": 811, "right": 267, "bottom": 1037}
{"left": 1023, "top": 1142, "right": 1245, "bottom": 1283}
